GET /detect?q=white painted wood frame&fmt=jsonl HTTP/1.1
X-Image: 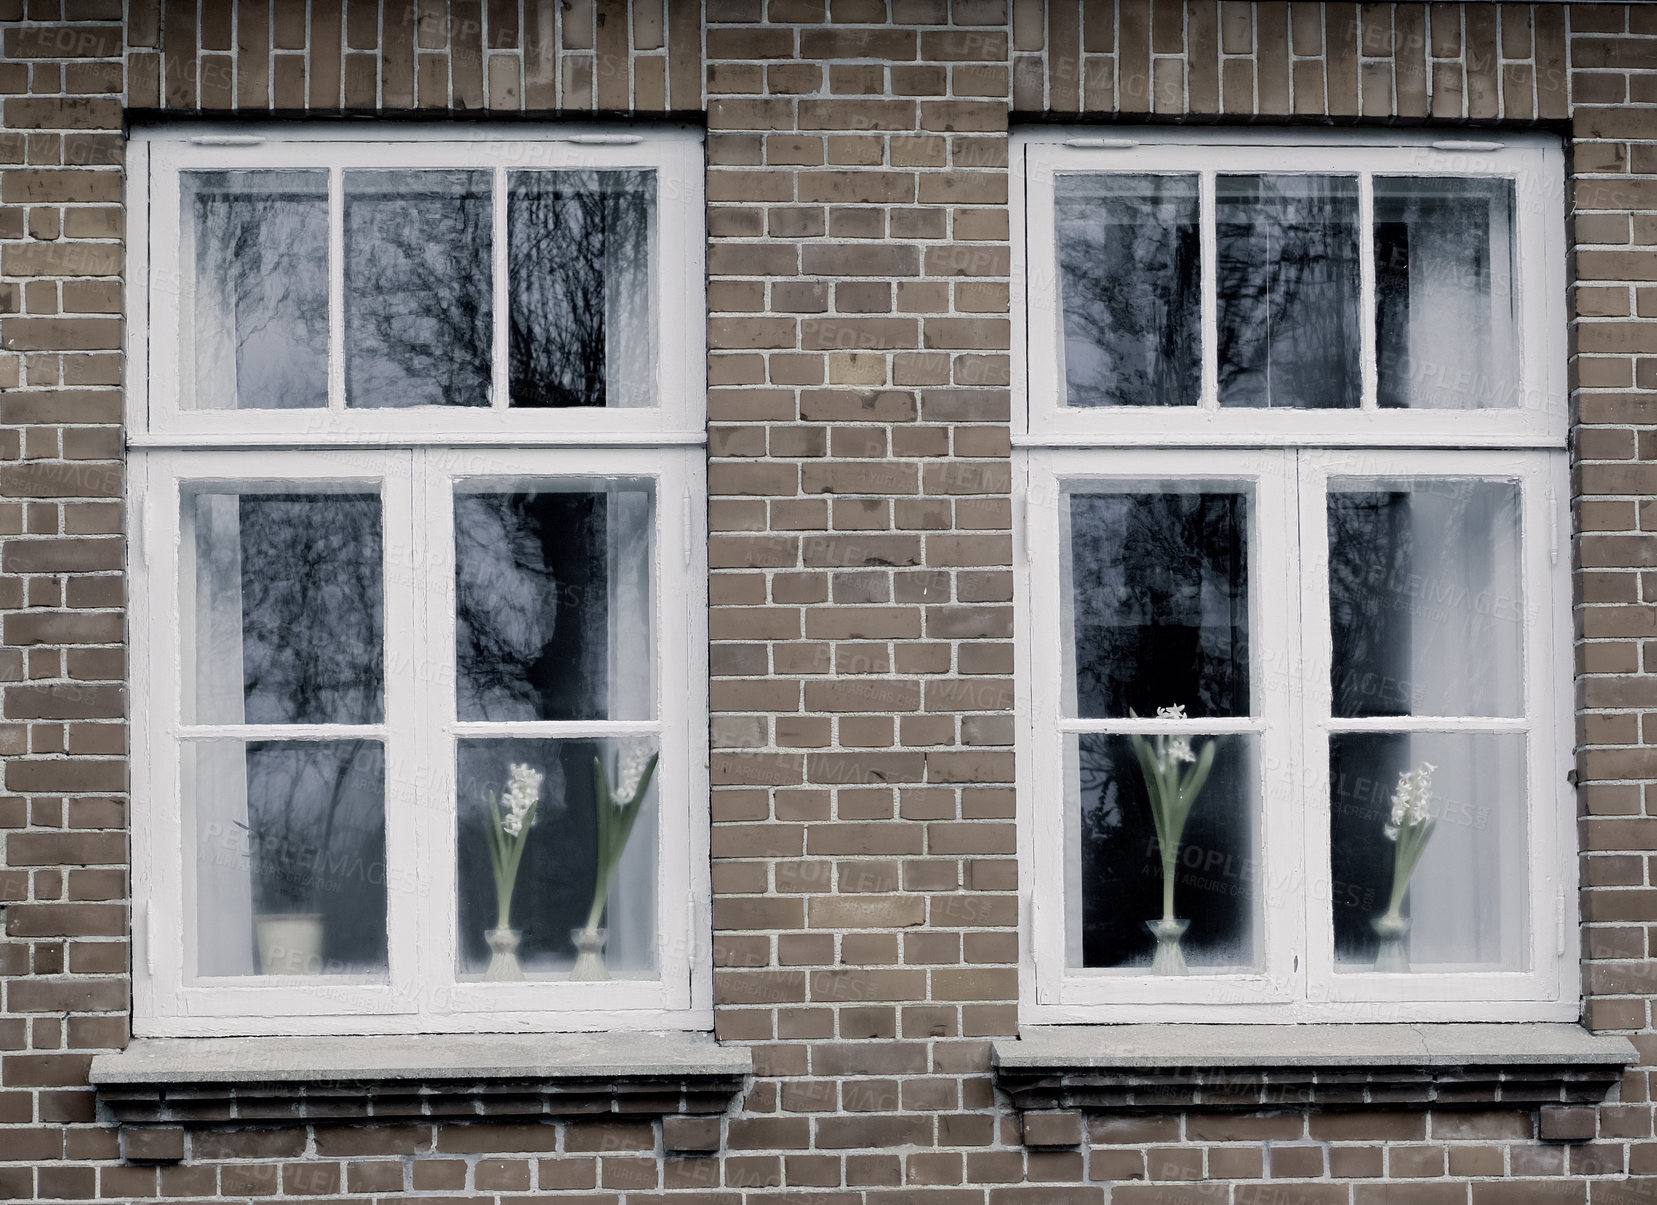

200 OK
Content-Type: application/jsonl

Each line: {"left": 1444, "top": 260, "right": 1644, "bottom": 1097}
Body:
{"left": 127, "top": 127, "right": 710, "bottom": 1037}
{"left": 129, "top": 125, "right": 706, "bottom": 447}
{"left": 1013, "top": 129, "right": 1574, "bottom": 1025}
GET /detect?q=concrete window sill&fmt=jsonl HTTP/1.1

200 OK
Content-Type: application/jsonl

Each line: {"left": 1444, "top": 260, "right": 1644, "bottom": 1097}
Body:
{"left": 991, "top": 1023, "right": 1637, "bottom": 1113}
{"left": 90, "top": 1031, "right": 752, "bottom": 1128}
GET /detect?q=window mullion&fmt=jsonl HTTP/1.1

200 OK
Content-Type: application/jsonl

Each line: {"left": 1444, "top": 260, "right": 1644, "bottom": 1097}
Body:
{"left": 1199, "top": 168, "right": 1218, "bottom": 411}
{"left": 1294, "top": 451, "right": 1337, "bottom": 1006}
{"left": 1358, "top": 172, "right": 1378, "bottom": 411}
{"left": 491, "top": 164, "right": 509, "bottom": 410}
{"left": 380, "top": 449, "right": 424, "bottom": 1016}
{"left": 328, "top": 165, "right": 345, "bottom": 412}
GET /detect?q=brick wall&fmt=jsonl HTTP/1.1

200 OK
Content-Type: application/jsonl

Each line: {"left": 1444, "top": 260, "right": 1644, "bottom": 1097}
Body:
{"left": 0, "top": 1, "right": 1653, "bottom": 1202}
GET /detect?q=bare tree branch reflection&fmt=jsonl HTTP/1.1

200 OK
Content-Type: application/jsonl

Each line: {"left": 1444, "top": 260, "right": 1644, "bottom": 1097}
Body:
{"left": 509, "top": 170, "right": 652, "bottom": 409}
{"left": 345, "top": 170, "right": 493, "bottom": 408}
{"left": 189, "top": 172, "right": 329, "bottom": 410}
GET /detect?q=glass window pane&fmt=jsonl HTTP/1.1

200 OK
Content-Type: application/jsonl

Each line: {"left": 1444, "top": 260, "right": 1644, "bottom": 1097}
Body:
{"left": 456, "top": 737, "right": 658, "bottom": 979}
{"left": 189, "top": 490, "right": 384, "bottom": 726}
{"left": 1067, "top": 732, "right": 1259, "bottom": 972}
{"left": 1328, "top": 478, "right": 1523, "bottom": 719}
{"left": 1217, "top": 174, "right": 1361, "bottom": 409}
{"left": 1055, "top": 174, "right": 1200, "bottom": 408}
{"left": 345, "top": 169, "right": 492, "bottom": 408}
{"left": 509, "top": 170, "right": 656, "bottom": 409}
{"left": 1063, "top": 487, "right": 1251, "bottom": 719}
{"left": 455, "top": 481, "right": 654, "bottom": 722}
{"left": 1330, "top": 732, "right": 1528, "bottom": 972}
{"left": 184, "top": 170, "right": 329, "bottom": 410}
{"left": 1375, "top": 177, "right": 1518, "bottom": 410}
{"left": 191, "top": 739, "right": 387, "bottom": 978}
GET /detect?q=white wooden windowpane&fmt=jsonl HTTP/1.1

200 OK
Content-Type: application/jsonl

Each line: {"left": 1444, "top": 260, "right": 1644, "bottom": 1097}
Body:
{"left": 182, "top": 170, "right": 329, "bottom": 411}
{"left": 344, "top": 170, "right": 493, "bottom": 409}
{"left": 1329, "top": 730, "right": 1528, "bottom": 975}
{"left": 1060, "top": 483, "right": 1251, "bottom": 720}
{"left": 508, "top": 170, "right": 657, "bottom": 410}
{"left": 1373, "top": 176, "right": 1518, "bottom": 410}
{"left": 1054, "top": 174, "right": 1200, "bottom": 408}
{"left": 1066, "top": 730, "right": 1262, "bottom": 974}
{"left": 186, "top": 487, "right": 385, "bottom": 726}
{"left": 1327, "top": 477, "right": 1524, "bottom": 719}
{"left": 1216, "top": 174, "right": 1362, "bottom": 410}
{"left": 455, "top": 735, "right": 659, "bottom": 980}
{"left": 453, "top": 480, "right": 654, "bottom": 723}
{"left": 188, "top": 737, "right": 388, "bottom": 981}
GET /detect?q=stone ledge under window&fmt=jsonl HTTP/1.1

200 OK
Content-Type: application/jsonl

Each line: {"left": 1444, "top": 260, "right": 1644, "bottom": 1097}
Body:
{"left": 90, "top": 1032, "right": 751, "bottom": 1126}
{"left": 991, "top": 1023, "right": 1637, "bottom": 1113}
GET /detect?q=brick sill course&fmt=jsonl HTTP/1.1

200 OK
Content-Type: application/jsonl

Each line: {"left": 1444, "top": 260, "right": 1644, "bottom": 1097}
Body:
{"left": 90, "top": 1031, "right": 751, "bottom": 1129}
{"left": 992, "top": 1023, "right": 1636, "bottom": 1113}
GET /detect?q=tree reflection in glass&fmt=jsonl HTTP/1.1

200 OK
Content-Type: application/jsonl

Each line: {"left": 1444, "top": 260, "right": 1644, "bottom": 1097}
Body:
{"left": 454, "top": 484, "right": 653, "bottom": 722}
{"left": 184, "top": 170, "right": 329, "bottom": 410}
{"left": 509, "top": 170, "right": 655, "bottom": 409}
{"left": 345, "top": 169, "right": 493, "bottom": 408}
{"left": 1217, "top": 174, "right": 1361, "bottom": 409}
{"left": 1055, "top": 173, "right": 1200, "bottom": 408}
{"left": 1063, "top": 490, "right": 1250, "bottom": 719}
{"left": 187, "top": 490, "right": 388, "bottom": 978}
{"left": 190, "top": 492, "right": 385, "bottom": 726}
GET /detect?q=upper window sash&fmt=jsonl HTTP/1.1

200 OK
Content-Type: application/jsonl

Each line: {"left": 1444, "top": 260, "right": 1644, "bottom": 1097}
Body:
{"left": 129, "top": 127, "right": 706, "bottom": 446}
{"left": 1015, "top": 132, "right": 1567, "bottom": 448}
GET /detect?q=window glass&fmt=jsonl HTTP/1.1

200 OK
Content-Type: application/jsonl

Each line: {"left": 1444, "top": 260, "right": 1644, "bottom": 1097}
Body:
{"left": 345, "top": 169, "right": 493, "bottom": 408}
{"left": 1328, "top": 478, "right": 1523, "bottom": 719}
{"left": 190, "top": 739, "right": 387, "bottom": 979}
{"left": 455, "top": 736, "right": 658, "bottom": 980}
{"left": 1063, "top": 487, "right": 1251, "bottom": 719}
{"left": 1330, "top": 731, "right": 1528, "bottom": 973}
{"left": 1217, "top": 174, "right": 1362, "bottom": 409}
{"left": 188, "top": 490, "right": 384, "bottom": 726}
{"left": 1055, "top": 174, "right": 1200, "bottom": 408}
{"left": 183, "top": 170, "right": 329, "bottom": 410}
{"left": 454, "top": 481, "right": 654, "bottom": 723}
{"left": 1068, "top": 731, "right": 1260, "bottom": 973}
{"left": 509, "top": 170, "right": 656, "bottom": 409}
{"left": 1375, "top": 177, "right": 1518, "bottom": 409}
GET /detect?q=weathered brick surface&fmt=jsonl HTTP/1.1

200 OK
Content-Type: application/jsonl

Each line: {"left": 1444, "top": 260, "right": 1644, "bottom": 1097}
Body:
{"left": 0, "top": 1, "right": 1653, "bottom": 1202}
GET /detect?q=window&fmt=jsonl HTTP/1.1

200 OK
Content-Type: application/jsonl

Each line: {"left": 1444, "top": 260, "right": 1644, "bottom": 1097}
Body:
{"left": 1015, "top": 131, "right": 1572, "bottom": 1023}
{"left": 128, "top": 127, "right": 708, "bottom": 1036}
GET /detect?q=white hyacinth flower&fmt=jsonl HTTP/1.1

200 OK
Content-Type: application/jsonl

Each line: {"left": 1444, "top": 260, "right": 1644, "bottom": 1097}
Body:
{"left": 614, "top": 740, "right": 654, "bottom": 805}
{"left": 1384, "top": 761, "right": 1436, "bottom": 842}
{"left": 1166, "top": 736, "right": 1196, "bottom": 765}
{"left": 1156, "top": 704, "right": 1187, "bottom": 721}
{"left": 499, "top": 762, "right": 543, "bottom": 837}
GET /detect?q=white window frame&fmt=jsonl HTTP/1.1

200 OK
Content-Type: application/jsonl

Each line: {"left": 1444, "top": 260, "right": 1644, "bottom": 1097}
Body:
{"left": 1013, "top": 128, "right": 1575, "bottom": 1025}
{"left": 127, "top": 126, "right": 710, "bottom": 1037}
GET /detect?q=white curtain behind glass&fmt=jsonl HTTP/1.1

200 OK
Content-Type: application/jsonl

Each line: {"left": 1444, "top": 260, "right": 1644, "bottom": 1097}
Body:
{"left": 605, "top": 181, "right": 654, "bottom": 409}
{"left": 1404, "top": 484, "right": 1526, "bottom": 969}
{"left": 606, "top": 488, "right": 656, "bottom": 972}
{"left": 191, "top": 495, "right": 256, "bottom": 976}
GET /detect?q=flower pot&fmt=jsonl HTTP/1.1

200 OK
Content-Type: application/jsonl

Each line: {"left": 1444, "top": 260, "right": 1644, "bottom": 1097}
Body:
{"left": 569, "top": 926, "right": 609, "bottom": 981}
{"left": 254, "top": 912, "right": 324, "bottom": 976}
{"left": 1146, "top": 917, "right": 1191, "bottom": 976}
{"left": 1372, "top": 913, "right": 1411, "bottom": 974}
{"left": 485, "top": 926, "right": 525, "bottom": 981}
